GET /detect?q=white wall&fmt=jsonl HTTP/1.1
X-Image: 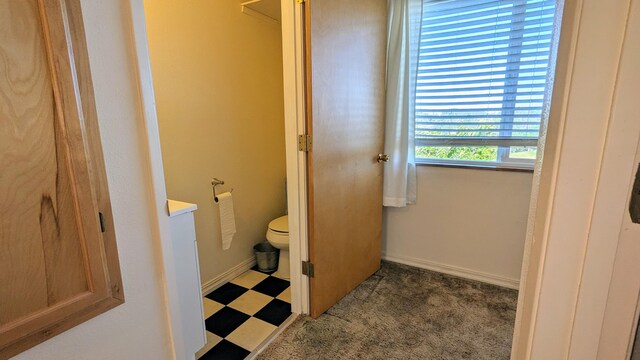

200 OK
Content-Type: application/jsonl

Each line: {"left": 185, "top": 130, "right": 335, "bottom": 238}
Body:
{"left": 143, "top": 0, "right": 287, "bottom": 286}
{"left": 383, "top": 166, "right": 533, "bottom": 287}
{"left": 15, "top": 0, "right": 173, "bottom": 359}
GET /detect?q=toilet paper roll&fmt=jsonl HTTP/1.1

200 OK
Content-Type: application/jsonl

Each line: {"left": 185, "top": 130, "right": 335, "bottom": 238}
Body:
{"left": 216, "top": 192, "right": 236, "bottom": 250}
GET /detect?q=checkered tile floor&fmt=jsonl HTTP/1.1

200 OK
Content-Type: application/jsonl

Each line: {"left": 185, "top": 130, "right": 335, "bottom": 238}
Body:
{"left": 196, "top": 267, "right": 291, "bottom": 359}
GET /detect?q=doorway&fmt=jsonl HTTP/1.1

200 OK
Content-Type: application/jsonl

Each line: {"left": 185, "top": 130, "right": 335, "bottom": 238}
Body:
{"left": 134, "top": 0, "right": 308, "bottom": 357}
{"left": 128, "top": 0, "right": 640, "bottom": 358}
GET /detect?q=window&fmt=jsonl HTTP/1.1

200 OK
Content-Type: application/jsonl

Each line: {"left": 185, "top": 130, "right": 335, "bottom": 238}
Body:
{"left": 415, "top": 0, "right": 559, "bottom": 169}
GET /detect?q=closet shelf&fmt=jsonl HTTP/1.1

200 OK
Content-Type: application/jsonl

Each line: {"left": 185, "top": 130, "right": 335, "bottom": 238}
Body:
{"left": 241, "top": 0, "right": 281, "bottom": 23}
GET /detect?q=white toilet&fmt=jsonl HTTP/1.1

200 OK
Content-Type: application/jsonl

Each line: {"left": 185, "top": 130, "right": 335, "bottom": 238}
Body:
{"left": 266, "top": 215, "right": 289, "bottom": 279}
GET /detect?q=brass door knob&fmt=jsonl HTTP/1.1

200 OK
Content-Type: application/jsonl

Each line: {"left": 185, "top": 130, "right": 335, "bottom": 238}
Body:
{"left": 377, "top": 154, "right": 390, "bottom": 163}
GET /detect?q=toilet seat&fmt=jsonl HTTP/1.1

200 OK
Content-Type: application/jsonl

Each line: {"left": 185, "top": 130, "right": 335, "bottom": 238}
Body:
{"left": 265, "top": 215, "right": 290, "bottom": 279}
{"left": 268, "top": 215, "right": 288, "bottom": 234}
{"left": 266, "top": 215, "right": 289, "bottom": 247}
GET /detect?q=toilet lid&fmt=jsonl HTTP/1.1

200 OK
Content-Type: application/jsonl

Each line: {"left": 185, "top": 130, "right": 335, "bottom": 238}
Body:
{"left": 268, "top": 215, "right": 288, "bottom": 233}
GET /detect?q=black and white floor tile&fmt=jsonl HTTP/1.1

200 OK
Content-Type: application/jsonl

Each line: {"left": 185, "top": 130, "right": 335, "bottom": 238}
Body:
{"left": 196, "top": 267, "right": 291, "bottom": 360}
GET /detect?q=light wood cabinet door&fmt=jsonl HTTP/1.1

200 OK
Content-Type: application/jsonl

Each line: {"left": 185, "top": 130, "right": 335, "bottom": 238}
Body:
{"left": 0, "top": 0, "right": 123, "bottom": 357}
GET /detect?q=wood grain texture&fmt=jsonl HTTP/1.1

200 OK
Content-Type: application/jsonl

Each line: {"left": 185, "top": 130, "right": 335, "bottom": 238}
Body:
{"left": 0, "top": 0, "right": 88, "bottom": 326}
{"left": 0, "top": 0, "right": 123, "bottom": 356}
{"left": 63, "top": 0, "right": 124, "bottom": 302}
{"left": 306, "top": 0, "right": 387, "bottom": 318}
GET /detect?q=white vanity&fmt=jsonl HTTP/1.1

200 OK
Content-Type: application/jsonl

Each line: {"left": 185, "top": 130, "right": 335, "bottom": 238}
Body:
{"left": 167, "top": 200, "right": 206, "bottom": 359}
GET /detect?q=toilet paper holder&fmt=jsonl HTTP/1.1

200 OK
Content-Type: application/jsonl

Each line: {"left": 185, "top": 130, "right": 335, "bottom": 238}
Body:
{"left": 211, "top": 178, "right": 233, "bottom": 203}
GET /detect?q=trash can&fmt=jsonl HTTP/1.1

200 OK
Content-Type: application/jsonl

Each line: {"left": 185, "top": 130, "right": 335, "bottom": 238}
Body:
{"left": 253, "top": 242, "right": 279, "bottom": 273}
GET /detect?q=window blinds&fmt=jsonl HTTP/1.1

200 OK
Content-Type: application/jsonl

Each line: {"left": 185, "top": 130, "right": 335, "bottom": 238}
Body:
{"left": 415, "top": 0, "right": 557, "bottom": 147}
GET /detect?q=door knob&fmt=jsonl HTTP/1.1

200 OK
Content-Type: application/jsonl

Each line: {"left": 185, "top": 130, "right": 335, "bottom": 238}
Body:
{"left": 377, "top": 154, "right": 390, "bottom": 163}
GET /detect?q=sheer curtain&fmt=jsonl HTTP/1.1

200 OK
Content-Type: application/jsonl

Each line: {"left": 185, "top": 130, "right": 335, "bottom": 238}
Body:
{"left": 383, "top": 0, "right": 422, "bottom": 207}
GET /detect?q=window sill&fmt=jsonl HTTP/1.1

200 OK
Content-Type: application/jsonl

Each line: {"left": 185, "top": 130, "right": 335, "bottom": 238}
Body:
{"left": 416, "top": 161, "right": 535, "bottom": 173}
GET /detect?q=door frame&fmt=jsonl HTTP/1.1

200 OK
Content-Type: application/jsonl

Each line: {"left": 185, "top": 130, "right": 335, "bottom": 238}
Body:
{"left": 280, "top": 0, "right": 311, "bottom": 316}
{"left": 127, "top": 0, "right": 309, "bottom": 358}
{"left": 511, "top": 0, "right": 640, "bottom": 358}
{"left": 567, "top": 0, "right": 640, "bottom": 356}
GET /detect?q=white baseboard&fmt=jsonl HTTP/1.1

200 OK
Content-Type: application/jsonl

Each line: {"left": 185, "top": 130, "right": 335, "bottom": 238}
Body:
{"left": 382, "top": 253, "right": 520, "bottom": 290}
{"left": 201, "top": 256, "right": 257, "bottom": 296}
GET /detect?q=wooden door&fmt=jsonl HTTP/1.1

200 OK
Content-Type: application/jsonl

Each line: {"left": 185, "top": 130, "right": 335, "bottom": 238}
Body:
{"left": 305, "top": 0, "right": 387, "bottom": 318}
{"left": 0, "top": 0, "right": 123, "bottom": 357}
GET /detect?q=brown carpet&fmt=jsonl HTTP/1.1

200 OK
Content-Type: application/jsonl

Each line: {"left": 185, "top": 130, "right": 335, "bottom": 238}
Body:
{"left": 257, "top": 261, "right": 518, "bottom": 360}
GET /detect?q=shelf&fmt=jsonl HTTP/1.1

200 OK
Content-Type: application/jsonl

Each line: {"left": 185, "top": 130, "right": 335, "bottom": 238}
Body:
{"left": 241, "top": 0, "right": 281, "bottom": 23}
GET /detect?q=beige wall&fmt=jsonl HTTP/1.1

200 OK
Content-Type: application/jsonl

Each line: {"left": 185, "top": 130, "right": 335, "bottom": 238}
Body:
{"left": 16, "top": 0, "right": 173, "bottom": 358}
{"left": 383, "top": 166, "right": 533, "bottom": 286}
{"left": 144, "top": 0, "right": 287, "bottom": 284}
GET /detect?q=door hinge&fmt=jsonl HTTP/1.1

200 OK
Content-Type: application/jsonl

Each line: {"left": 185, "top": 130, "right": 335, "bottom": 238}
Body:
{"left": 298, "top": 134, "right": 312, "bottom": 152}
{"left": 296, "top": 0, "right": 305, "bottom": 4}
{"left": 302, "top": 261, "right": 314, "bottom": 277}
{"left": 98, "top": 212, "right": 106, "bottom": 233}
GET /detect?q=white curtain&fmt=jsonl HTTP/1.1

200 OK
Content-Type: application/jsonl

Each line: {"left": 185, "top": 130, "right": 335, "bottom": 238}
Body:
{"left": 383, "top": 0, "right": 422, "bottom": 207}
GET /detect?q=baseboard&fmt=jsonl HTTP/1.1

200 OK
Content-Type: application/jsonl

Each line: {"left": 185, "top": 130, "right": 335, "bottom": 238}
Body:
{"left": 201, "top": 257, "right": 257, "bottom": 296}
{"left": 382, "top": 253, "right": 520, "bottom": 290}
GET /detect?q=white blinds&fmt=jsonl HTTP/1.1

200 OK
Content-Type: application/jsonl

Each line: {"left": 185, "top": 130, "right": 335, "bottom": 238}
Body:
{"left": 415, "top": 0, "right": 557, "bottom": 147}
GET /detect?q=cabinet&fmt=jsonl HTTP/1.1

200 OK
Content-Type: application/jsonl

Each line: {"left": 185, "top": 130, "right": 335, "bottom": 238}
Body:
{"left": 167, "top": 200, "right": 207, "bottom": 359}
{"left": 0, "top": 0, "right": 123, "bottom": 357}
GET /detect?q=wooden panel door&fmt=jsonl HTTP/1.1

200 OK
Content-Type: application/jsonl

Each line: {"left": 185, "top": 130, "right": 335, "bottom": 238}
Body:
{"left": 0, "top": 0, "right": 123, "bottom": 357}
{"left": 305, "top": 0, "right": 387, "bottom": 318}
